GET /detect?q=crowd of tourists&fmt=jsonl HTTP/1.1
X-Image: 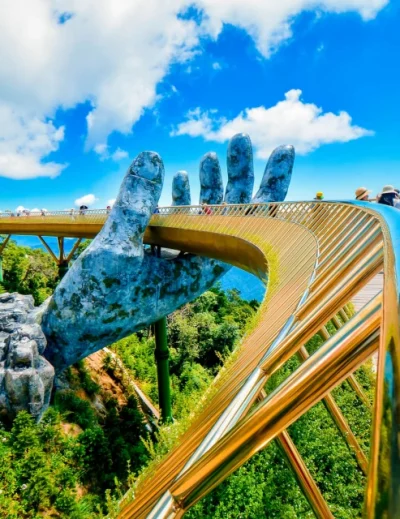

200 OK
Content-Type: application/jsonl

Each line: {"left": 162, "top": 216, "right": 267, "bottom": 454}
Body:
{"left": 3, "top": 186, "right": 400, "bottom": 219}
{"left": 314, "top": 185, "right": 400, "bottom": 208}
{"left": 1, "top": 205, "right": 115, "bottom": 217}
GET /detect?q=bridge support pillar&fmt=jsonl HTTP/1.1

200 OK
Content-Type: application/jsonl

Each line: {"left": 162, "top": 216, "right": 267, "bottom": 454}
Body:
{"left": 154, "top": 316, "right": 173, "bottom": 423}
{"left": 58, "top": 260, "right": 69, "bottom": 279}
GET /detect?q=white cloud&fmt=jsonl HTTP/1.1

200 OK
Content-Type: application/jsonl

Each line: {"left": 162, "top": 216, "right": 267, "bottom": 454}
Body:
{"left": 212, "top": 62, "right": 222, "bottom": 70}
{"left": 16, "top": 205, "right": 28, "bottom": 213}
{"left": 172, "top": 89, "right": 374, "bottom": 157}
{"left": 94, "top": 143, "right": 108, "bottom": 157}
{"left": 0, "top": 0, "right": 387, "bottom": 178}
{"left": 111, "top": 148, "right": 129, "bottom": 161}
{"left": 75, "top": 194, "right": 98, "bottom": 207}
{"left": 94, "top": 144, "right": 128, "bottom": 161}
{"left": 107, "top": 198, "right": 116, "bottom": 207}
{"left": 195, "top": 0, "right": 387, "bottom": 57}
{"left": 0, "top": 103, "right": 65, "bottom": 179}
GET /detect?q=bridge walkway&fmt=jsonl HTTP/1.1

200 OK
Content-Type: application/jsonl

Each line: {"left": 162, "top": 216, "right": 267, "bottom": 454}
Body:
{"left": 352, "top": 271, "right": 383, "bottom": 311}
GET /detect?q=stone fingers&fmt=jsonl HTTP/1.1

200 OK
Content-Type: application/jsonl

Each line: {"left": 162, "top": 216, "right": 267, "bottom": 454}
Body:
{"left": 97, "top": 151, "right": 164, "bottom": 249}
{"left": 224, "top": 133, "right": 254, "bottom": 204}
{"left": 199, "top": 152, "right": 223, "bottom": 204}
{"left": 172, "top": 171, "right": 191, "bottom": 206}
{"left": 252, "top": 145, "right": 295, "bottom": 203}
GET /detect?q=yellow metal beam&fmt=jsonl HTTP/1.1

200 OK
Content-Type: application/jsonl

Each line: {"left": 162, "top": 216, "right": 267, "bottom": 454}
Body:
{"left": 0, "top": 202, "right": 397, "bottom": 518}
{"left": 38, "top": 236, "right": 59, "bottom": 263}
{"left": 0, "top": 234, "right": 11, "bottom": 254}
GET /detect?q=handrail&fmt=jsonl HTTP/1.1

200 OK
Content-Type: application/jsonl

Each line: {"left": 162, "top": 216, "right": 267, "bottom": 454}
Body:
{"left": 120, "top": 201, "right": 397, "bottom": 518}
{"left": 0, "top": 200, "right": 398, "bottom": 517}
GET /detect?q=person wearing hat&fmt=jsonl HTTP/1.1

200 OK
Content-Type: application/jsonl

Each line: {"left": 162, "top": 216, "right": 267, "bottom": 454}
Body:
{"left": 377, "top": 185, "right": 399, "bottom": 207}
{"left": 314, "top": 192, "right": 324, "bottom": 201}
{"left": 355, "top": 187, "right": 371, "bottom": 201}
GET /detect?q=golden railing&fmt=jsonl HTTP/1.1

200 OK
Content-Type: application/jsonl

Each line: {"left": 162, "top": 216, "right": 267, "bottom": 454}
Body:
{"left": 0, "top": 201, "right": 398, "bottom": 517}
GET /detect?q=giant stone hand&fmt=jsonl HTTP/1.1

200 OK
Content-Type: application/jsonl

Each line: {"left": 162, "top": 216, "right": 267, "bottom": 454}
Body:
{"left": 42, "top": 135, "right": 294, "bottom": 372}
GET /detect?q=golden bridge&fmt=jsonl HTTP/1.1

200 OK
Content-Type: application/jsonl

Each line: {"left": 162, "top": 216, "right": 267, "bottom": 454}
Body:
{"left": 0, "top": 201, "right": 398, "bottom": 518}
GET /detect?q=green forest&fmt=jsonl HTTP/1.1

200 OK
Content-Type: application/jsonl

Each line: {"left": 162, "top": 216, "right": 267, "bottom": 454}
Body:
{"left": 0, "top": 237, "right": 375, "bottom": 518}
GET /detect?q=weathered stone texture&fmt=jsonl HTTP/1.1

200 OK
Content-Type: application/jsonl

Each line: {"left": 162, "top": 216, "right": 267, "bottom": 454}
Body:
{"left": 199, "top": 152, "right": 224, "bottom": 205}
{"left": 172, "top": 170, "right": 191, "bottom": 206}
{"left": 253, "top": 145, "right": 295, "bottom": 203}
{"left": 0, "top": 293, "right": 54, "bottom": 421}
{"left": 224, "top": 133, "right": 254, "bottom": 204}
{"left": 42, "top": 135, "right": 295, "bottom": 374}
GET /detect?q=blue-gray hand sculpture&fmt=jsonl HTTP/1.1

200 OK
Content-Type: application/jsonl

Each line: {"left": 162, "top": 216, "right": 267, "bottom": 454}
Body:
{"left": 42, "top": 134, "right": 295, "bottom": 372}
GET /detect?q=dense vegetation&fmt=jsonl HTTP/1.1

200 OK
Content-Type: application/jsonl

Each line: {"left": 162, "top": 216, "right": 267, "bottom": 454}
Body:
{"left": 0, "top": 361, "right": 149, "bottom": 518}
{"left": 112, "top": 286, "right": 259, "bottom": 417}
{"left": 0, "top": 237, "right": 58, "bottom": 304}
{"left": 0, "top": 238, "right": 375, "bottom": 518}
{"left": 185, "top": 323, "right": 374, "bottom": 519}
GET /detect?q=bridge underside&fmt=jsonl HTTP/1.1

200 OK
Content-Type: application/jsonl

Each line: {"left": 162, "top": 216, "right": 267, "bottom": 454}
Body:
{"left": 0, "top": 201, "right": 398, "bottom": 518}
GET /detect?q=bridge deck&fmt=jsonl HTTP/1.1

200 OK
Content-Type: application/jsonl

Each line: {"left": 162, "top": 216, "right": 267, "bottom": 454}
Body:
{"left": 0, "top": 203, "right": 397, "bottom": 518}
{"left": 352, "top": 272, "right": 383, "bottom": 311}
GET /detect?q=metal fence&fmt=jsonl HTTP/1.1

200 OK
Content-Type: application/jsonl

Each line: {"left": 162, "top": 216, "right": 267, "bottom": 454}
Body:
{"left": 0, "top": 201, "right": 398, "bottom": 517}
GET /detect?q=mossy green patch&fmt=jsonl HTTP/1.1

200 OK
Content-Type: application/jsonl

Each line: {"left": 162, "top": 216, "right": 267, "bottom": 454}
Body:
{"left": 103, "top": 278, "right": 121, "bottom": 289}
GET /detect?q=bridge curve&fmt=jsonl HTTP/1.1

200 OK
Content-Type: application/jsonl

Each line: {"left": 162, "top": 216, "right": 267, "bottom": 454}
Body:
{"left": 0, "top": 201, "right": 398, "bottom": 518}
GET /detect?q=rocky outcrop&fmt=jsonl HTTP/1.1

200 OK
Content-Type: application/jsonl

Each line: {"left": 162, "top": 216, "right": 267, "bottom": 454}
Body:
{"left": 0, "top": 293, "right": 54, "bottom": 421}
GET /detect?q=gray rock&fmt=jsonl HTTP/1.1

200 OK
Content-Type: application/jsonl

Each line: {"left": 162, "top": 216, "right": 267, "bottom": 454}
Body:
{"left": 0, "top": 293, "right": 54, "bottom": 421}
{"left": 7, "top": 339, "right": 35, "bottom": 369}
{"left": 0, "top": 332, "right": 8, "bottom": 361}
{"left": 9, "top": 323, "right": 47, "bottom": 355}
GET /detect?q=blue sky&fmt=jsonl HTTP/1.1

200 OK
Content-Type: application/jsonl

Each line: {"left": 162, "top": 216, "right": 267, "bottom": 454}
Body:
{"left": 0, "top": 0, "right": 398, "bottom": 212}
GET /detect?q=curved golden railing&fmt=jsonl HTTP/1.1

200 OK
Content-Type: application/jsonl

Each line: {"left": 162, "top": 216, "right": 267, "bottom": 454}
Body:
{"left": 0, "top": 201, "right": 398, "bottom": 518}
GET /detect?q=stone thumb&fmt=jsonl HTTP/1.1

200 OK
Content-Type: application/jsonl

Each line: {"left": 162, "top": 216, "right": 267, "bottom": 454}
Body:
{"left": 98, "top": 151, "right": 164, "bottom": 248}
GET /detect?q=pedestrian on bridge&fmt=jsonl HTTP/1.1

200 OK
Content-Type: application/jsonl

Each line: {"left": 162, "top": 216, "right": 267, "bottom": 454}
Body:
{"left": 202, "top": 203, "right": 212, "bottom": 215}
{"left": 355, "top": 187, "right": 371, "bottom": 201}
{"left": 377, "top": 185, "right": 399, "bottom": 207}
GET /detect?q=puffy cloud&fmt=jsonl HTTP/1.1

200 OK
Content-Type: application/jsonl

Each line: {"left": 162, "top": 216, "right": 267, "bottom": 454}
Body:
{"left": 94, "top": 144, "right": 108, "bottom": 157}
{"left": 94, "top": 144, "right": 128, "bottom": 161}
{"left": 0, "top": 103, "right": 65, "bottom": 180}
{"left": 172, "top": 89, "right": 374, "bottom": 157}
{"left": 0, "top": 0, "right": 386, "bottom": 178}
{"left": 195, "top": 0, "right": 387, "bottom": 57}
{"left": 112, "top": 149, "right": 129, "bottom": 161}
{"left": 75, "top": 194, "right": 98, "bottom": 207}
{"left": 107, "top": 198, "right": 116, "bottom": 207}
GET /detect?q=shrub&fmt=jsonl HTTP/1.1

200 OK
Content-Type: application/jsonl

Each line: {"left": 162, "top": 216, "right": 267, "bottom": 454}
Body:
{"left": 54, "top": 390, "right": 97, "bottom": 429}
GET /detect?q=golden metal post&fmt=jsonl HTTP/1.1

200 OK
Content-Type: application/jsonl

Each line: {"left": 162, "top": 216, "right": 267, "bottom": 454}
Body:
{"left": 2, "top": 201, "right": 400, "bottom": 518}
{"left": 257, "top": 389, "right": 334, "bottom": 519}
